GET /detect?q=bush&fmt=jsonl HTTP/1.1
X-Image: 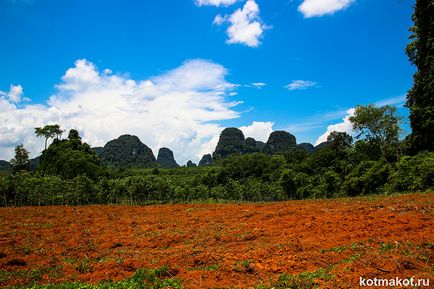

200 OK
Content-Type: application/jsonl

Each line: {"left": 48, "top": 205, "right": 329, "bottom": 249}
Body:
{"left": 342, "top": 160, "right": 392, "bottom": 196}
{"left": 386, "top": 152, "right": 434, "bottom": 193}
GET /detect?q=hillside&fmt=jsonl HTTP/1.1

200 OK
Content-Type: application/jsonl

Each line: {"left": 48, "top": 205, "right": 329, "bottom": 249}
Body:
{"left": 100, "top": 134, "right": 156, "bottom": 168}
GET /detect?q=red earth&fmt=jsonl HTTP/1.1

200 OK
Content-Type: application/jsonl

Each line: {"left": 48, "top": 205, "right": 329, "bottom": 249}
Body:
{"left": 0, "top": 192, "right": 433, "bottom": 288}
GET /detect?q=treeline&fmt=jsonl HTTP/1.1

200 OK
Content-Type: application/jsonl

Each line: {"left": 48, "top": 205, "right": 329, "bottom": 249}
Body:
{"left": 1, "top": 104, "right": 434, "bottom": 206}
{"left": 1, "top": 141, "right": 433, "bottom": 206}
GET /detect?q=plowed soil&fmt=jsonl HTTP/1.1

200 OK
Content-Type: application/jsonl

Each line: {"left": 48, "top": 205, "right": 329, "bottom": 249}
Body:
{"left": 0, "top": 193, "right": 433, "bottom": 288}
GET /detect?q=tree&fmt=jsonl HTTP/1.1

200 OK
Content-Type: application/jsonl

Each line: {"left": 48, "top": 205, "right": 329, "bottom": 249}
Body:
{"left": 38, "top": 129, "right": 103, "bottom": 179}
{"left": 327, "top": 131, "right": 353, "bottom": 152}
{"left": 406, "top": 0, "right": 434, "bottom": 152}
{"left": 349, "top": 105, "right": 401, "bottom": 161}
{"left": 35, "top": 124, "right": 64, "bottom": 150}
{"left": 10, "top": 144, "right": 29, "bottom": 173}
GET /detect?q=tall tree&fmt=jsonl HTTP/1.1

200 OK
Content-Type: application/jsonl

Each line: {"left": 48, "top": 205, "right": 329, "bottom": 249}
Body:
{"left": 35, "top": 124, "right": 64, "bottom": 150}
{"left": 10, "top": 144, "right": 29, "bottom": 173}
{"left": 406, "top": 0, "right": 434, "bottom": 152}
{"left": 327, "top": 131, "right": 353, "bottom": 152}
{"left": 349, "top": 105, "right": 401, "bottom": 161}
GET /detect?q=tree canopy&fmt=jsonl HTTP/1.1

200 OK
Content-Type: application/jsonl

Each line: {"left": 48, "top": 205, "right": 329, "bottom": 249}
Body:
{"left": 35, "top": 124, "right": 64, "bottom": 150}
{"left": 349, "top": 105, "right": 401, "bottom": 161}
{"left": 10, "top": 144, "right": 30, "bottom": 173}
{"left": 37, "top": 129, "right": 103, "bottom": 179}
{"left": 406, "top": 0, "right": 434, "bottom": 152}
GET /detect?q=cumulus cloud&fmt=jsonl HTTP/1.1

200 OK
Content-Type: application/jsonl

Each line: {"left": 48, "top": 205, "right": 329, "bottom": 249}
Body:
{"left": 0, "top": 59, "right": 244, "bottom": 163}
{"left": 195, "top": 0, "right": 237, "bottom": 6}
{"left": 239, "top": 121, "right": 273, "bottom": 141}
{"left": 315, "top": 108, "right": 355, "bottom": 145}
{"left": 286, "top": 80, "right": 317, "bottom": 91}
{"left": 0, "top": 84, "right": 24, "bottom": 103}
{"left": 298, "top": 0, "right": 354, "bottom": 18}
{"left": 214, "top": 0, "right": 266, "bottom": 47}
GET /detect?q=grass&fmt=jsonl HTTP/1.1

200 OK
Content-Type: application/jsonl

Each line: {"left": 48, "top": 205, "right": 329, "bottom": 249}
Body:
{"left": 320, "top": 245, "right": 348, "bottom": 254}
{"left": 233, "top": 259, "right": 254, "bottom": 273}
{"left": 4, "top": 266, "right": 182, "bottom": 289}
{"left": 378, "top": 242, "right": 397, "bottom": 254}
{"left": 259, "top": 267, "right": 334, "bottom": 289}
{"left": 341, "top": 253, "right": 361, "bottom": 264}
{"left": 0, "top": 269, "right": 43, "bottom": 286}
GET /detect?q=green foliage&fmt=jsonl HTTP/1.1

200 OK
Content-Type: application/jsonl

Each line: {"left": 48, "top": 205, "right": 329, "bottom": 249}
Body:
{"left": 327, "top": 131, "right": 352, "bottom": 153}
{"left": 317, "top": 170, "right": 342, "bottom": 198}
{"left": 270, "top": 268, "right": 333, "bottom": 289}
{"left": 2, "top": 101, "right": 433, "bottom": 207}
{"left": 342, "top": 161, "right": 392, "bottom": 196}
{"left": 100, "top": 135, "right": 156, "bottom": 168}
{"left": 5, "top": 266, "right": 182, "bottom": 289}
{"left": 349, "top": 105, "right": 401, "bottom": 161}
{"left": 386, "top": 152, "right": 434, "bottom": 193}
{"left": 10, "top": 144, "right": 30, "bottom": 173}
{"left": 298, "top": 143, "right": 315, "bottom": 154}
{"left": 406, "top": 0, "right": 434, "bottom": 152}
{"left": 198, "top": 154, "right": 213, "bottom": 166}
{"left": 244, "top": 137, "right": 259, "bottom": 153}
{"left": 0, "top": 160, "right": 11, "bottom": 172}
{"left": 266, "top": 130, "right": 297, "bottom": 155}
{"left": 38, "top": 130, "right": 103, "bottom": 180}
{"left": 2, "top": 145, "right": 433, "bottom": 206}
{"left": 212, "top": 127, "right": 245, "bottom": 159}
{"left": 35, "top": 124, "right": 64, "bottom": 150}
{"left": 218, "top": 153, "right": 281, "bottom": 183}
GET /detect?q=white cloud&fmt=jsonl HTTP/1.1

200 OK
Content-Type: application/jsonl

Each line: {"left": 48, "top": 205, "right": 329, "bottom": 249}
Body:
{"left": 286, "top": 80, "right": 317, "bottom": 91}
{"left": 374, "top": 95, "right": 406, "bottom": 107}
{"left": 0, "top": 84, "right": 24, "bottom": 103}
{"left": 196, "top": 0, "right": 237, "bottom": 7}
{"left": 315, "top": 108, "right": 355, "bottom": 145}
{"left": 251, "top": 82, "right": 266, "bottom": 88}
{"left": 214, "top": 0, "right": 266, "bottom": 47}
{"left": 240, "top": 121, "right": 273, "bottom": 141}
{"left": 213, "top": 14, "right": 226, "bottom": 25}
{"left": 0, "top": 59, "right": 243, "bottom": 164}
{"left": 298, "top": 0, "right": 354, "bottom": 18}
{"left": 285, "top": 109, "right": 348, "bottom": 134}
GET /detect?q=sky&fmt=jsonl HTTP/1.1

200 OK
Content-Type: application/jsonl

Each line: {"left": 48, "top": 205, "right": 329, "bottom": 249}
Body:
{"left": 0, "top": 0, "right": 415, "bottom": 164}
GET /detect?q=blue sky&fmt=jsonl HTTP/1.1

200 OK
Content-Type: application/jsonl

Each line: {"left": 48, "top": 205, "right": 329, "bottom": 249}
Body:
{"left": 0, "top": 0, "right": 415, "bottom": 163}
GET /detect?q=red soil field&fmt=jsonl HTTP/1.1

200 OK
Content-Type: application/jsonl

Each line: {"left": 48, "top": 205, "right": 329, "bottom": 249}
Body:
{"left": 0, "top": 193, "right": 433, "bottom": 288}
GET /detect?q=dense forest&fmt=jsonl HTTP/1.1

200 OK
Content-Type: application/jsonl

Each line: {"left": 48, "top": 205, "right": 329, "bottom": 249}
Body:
{"left": 0, "top": 0, "right": 433, "bottom": 207}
